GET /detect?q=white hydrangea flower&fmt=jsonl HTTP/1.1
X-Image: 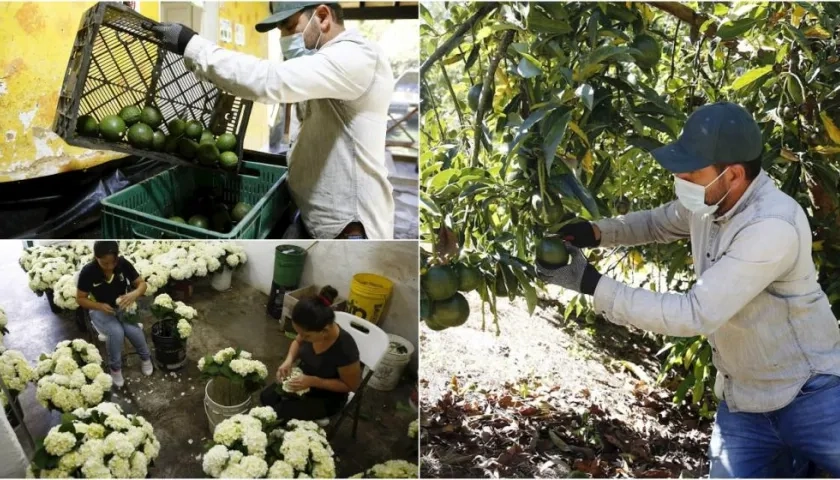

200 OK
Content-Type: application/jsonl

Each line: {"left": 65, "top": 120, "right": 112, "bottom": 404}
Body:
{"left": 93, "top": 402, "right": 123, "bottom": 418}
{"left": 239, "top": 456, "right": 268, "bottom": 478}
{"left": 174, "top": 303, "right": 197, "bottom": 320}
{"left": 282, "top": 367, "right": 310, "bottom": 396}
{"left": 239, "top": 351, "right": 252, "bottom": 360}
{"left": 105, "top": 413, "right": 133, "bottom": 432}
{"left": 144, "top": 437, "right": 161, "bottom": 460}
{"left": 249, "top": 406, "right": 277, "bottom": 424}
{"left": 81, "top": 457, "right": 112, "bottom": 479}
{"left": 94, "top": 373, "right": 113, "bottom": 391}
{"left": 153, "top": 294, "right": 175, "bottom": 310}
{"left": 177, "top": 319, "right": 193, "bottom": 339}
{"left": 226, "top": 254, "right": 240, "bottom": 268}
{"left": 365, "top": 460, "right": 419, "bottom": 478}
{"left": 0, "top": 349, "right": 35, "bottom": 392}
{"left": 408, "top": 419, "right": 418, "bottom": 438}
{"left": 43, "top": 428, "right": 77, "bottom": 456}
{"left": 242, "top": 429, "right": 268, "bottom": 456}
{"left": 68, "top": 370, "right": 87, "bottom": 388}
{"left": 58, "top": 451, "right": 85, "bottom": 471}
{"left": 267, "top": 460, "right": 294, "bottom": 479}
{"left": 80, "top": 383, "right": 105, "bottom": 405}
{"left": 126, "top": 426, "right": 146, "bottom": 448}
{"left": 86, "top": 423, "right": 106, "bottom": 440}
{"left": 54, "top": 356, "right": 79, "bottom": 376}
{"left": 198, "top": 357, "right": 206, "bottom": 371}
{"left": 81, "top": 363, "right": 103, "bottom": 380}
{"left": 108, "top": 456, "right": 131, "bottom": 478}
{"left": 213, "top": 347, "right": 236, "bottom": 364}
{"left": 130, "top": 451, "right": 149, "bottom": 478}
{"left": 202, "top": 445, "right": 230, "bottom": 478}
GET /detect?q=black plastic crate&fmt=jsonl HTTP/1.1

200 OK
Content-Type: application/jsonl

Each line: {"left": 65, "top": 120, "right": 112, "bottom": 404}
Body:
{"left": 52, "top": 2, "right": 252, "bottom": 173}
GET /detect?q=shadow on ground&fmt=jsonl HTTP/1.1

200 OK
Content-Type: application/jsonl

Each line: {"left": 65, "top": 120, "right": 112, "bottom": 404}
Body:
{"left": 1, "top": 241, "right": 417, "bottom": 477}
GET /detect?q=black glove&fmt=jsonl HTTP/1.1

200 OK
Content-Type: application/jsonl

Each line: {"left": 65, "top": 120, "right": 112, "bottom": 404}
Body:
{"left": 146, "top": 22, "right": 197, "bottom": 55}
{"left": 536, "top": 244, "right": 603, "bottom": 295}
{"left": 558, "top": 221, "right": 600, "bottom": 248}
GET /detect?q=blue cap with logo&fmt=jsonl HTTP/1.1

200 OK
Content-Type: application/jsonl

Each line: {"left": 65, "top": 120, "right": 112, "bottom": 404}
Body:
{"left": 255, "top": 2, "right": 324, "bottom": 33}
{"left": 650, "top": 102, "right": 764, "bottom": 174}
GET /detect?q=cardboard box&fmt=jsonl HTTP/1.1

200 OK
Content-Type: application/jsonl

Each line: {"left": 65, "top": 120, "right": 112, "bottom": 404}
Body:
{"left": 281, "top": 285, "right": 347, "bottom": 334}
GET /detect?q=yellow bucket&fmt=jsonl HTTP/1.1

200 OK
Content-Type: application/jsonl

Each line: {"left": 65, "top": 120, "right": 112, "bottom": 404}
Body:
{"left": 346, "top": 273, "right": 394, "bottom": 324}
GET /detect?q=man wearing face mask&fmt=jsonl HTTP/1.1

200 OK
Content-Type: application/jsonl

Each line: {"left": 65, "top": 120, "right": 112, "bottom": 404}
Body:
{"left": 538, "top": 102, "right": 840, "bottom": 477}
{"left": 148, "top": 2, "right": 395, "bottom": 240}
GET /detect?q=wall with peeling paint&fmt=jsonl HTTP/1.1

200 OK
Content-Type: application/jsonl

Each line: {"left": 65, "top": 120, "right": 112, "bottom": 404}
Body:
{"left": 0, "top": 2, "right": 270, "bottom": 184}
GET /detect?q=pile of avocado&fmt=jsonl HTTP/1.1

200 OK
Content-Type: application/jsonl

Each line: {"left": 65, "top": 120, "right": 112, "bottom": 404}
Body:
{"left": 76, "top": 106, "right": 240, "bottom": 170}
{"left": 167, "top": 186, "right": 253, "bottom": 234}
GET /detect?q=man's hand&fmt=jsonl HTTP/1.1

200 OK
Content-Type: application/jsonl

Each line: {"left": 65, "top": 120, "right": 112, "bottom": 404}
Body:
{"left": 287, "top": 375, "right": 316, "bottom": 392}
{"left": 276, "top": 362, "right": 293, "bottom": 383}
{"left": 145, "top": 22, "right": 197, "bottom": 55}
{"left": 536, "top": 244, "right": 603, "bottom": 295}
{"left": 98, "top": 303, "right": 116, "bottom": 315}
{"left": 558, "top": 221, "right": 601, "bottom": 248}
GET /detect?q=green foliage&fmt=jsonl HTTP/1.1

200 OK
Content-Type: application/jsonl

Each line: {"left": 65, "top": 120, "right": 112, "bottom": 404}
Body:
{"left": 421, "top": 1, "right": 840, "bottom": 412}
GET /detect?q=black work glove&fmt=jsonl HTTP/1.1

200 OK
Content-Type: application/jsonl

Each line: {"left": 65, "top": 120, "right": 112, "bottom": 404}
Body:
{"left": 558, "top": 221, "right": 600, "bottom": 248}
{"left": 536, "top": 244, "right": 603, "bottom": 295}
{"left": 145, "top": 22, "right": 197, "bottom": 55}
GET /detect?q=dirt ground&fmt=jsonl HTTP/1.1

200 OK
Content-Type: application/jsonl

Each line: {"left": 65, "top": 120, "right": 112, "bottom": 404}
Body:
{"left": 419, "top": 290, "right": 712, "bottom": 478}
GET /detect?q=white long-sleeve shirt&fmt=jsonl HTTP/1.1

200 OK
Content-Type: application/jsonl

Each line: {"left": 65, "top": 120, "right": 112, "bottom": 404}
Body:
{"left": 183, "top": 29, "right": 396, "bottom": 239}
{"left": 592, "top": 170, "right": 840, "bottom": 413}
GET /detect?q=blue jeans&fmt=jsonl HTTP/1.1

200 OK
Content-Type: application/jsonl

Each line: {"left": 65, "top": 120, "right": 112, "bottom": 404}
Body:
{"left": 709, "top": 374, "right": 840, "bottom": 477}
{"left": 89, "top": 310, "right": 151, "bottom": 371}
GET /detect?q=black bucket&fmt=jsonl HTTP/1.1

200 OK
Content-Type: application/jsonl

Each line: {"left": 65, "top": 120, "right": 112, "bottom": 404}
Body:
{"left": 45, "top": 289, "right": 61, "bottom": 314}
{"left": 267, "top": 281, "right": 298, "bottom": 320}
{"left": 151, "top": 321, "right": 186, "bottom": 370}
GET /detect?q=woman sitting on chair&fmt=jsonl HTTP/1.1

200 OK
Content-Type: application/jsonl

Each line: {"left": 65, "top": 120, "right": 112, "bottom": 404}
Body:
{"left": 260, "top": 286, "right": 361, "bottom": 421}
{"left": 76, "top": 241, "right": 153, "bottom": 389}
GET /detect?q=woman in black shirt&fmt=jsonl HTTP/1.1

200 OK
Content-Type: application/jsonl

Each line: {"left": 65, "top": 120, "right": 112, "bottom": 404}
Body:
{"left": 76, "top": 241, "right": 153, "bottom": 389}
{"left": 260, "top": 286, "right": 362, "bottom": 420}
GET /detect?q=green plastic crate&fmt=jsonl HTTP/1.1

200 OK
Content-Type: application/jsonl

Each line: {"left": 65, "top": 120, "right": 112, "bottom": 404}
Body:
{"left": 101, "top": 161, "right": 289, "bottom": 239}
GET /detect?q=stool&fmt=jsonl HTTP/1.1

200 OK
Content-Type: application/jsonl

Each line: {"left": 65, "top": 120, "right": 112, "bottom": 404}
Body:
{"left": 83, "top": 309, "right": 139, "bottom": 369}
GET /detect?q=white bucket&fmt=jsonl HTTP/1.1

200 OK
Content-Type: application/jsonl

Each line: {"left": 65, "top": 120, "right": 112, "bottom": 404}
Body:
{"left": 211, "top": 267, "right": 233, "bottom": 292}
{"left": 203, "top": 378, "right": 252, "bottom": 432}
{"left": 367, "top": 334, "right": 414, "bottom": 391}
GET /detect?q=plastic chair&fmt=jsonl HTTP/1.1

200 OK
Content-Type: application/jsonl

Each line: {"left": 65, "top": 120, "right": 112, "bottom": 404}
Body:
{"left": 318, "top": 312, "right": 390, "bottom": 440}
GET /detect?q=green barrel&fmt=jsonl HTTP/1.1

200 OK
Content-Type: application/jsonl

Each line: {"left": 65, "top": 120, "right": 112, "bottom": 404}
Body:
{"left": 273, "top": 245, "right": 307, "bottom": 287}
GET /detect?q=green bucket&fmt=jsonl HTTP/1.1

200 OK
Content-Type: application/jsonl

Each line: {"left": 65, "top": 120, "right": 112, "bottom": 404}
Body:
{"left": 273, "top": 245, "right": 307, "bottom": 287}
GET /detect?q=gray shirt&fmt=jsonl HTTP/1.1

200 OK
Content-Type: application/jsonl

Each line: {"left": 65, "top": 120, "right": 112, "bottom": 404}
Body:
{"left": 593, "top": 170, "right": 840, "bottom": 413}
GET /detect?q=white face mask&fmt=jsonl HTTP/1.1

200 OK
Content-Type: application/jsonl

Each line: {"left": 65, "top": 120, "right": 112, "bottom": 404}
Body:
{"left": 280, "top": 13, "right": 323, "bottom": 59}
{"left": 674, "top": 167, "right": 731, "bottom": 216}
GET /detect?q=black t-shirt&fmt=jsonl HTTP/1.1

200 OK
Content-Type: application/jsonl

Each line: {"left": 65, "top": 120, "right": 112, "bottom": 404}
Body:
{"left": 299, "top": 327, "right": 360, "bottom": 401}
{"left": 77, "top": 257, "right": 139, "bottom": 308}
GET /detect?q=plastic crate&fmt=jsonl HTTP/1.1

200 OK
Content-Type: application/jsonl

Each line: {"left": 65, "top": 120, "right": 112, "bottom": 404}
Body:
{"left": 52, "top": 2, "right": 252, "bottom": 173}
{"left": 101, "top": 161, "right": 289, "bottom": 239}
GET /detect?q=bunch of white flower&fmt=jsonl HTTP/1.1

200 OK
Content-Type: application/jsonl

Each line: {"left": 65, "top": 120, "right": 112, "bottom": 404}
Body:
{"left": 408, "top": 419, "right": 418, "bottom": 439}
{"left": 278, "top": 421, "right": 336, "bottom": 478}
{"left": 53, "top": 274, "right": 80, "bottom": 310}
{"left": 282, "top": 367, "right": 310, "bottom": 396}
{"left": 199, "top": 242, "right": 226, "bottom": 273}
{"left": 229, "top": 358, "right": 269, "bottom": 379}
{"left": 0, "top": 349, "right": 35, "bottom": 393}
{"left": 28, "top": 402, "right": 159, "bottom": 478}
{"left": 350, "top": 460, "right": 419, "bottom": 479}
{"left": 134, "top": 258, "right": 169, "bottom": 296}
{"left": 34, "top": 340, "right": 111, "bottom": 413}
{"left": 176, "top": 319, "right": 192, "bottom": 339}
{"left": 28, "top": 257, "right": 75, "bottom": 293}
{"left": 222, "top": 244, "right": 248, "bottom": 269}
{"left": 153, "top": 293, "right": 175, "bottom": 310}
{"left": 152, "top": 294, "right": 196, "bottom": 340}
{"left": 19, "top": 246, "right": 59, "bottom": 272}
{"left": 204, "top": 408, "right": 336, "bottom": 479}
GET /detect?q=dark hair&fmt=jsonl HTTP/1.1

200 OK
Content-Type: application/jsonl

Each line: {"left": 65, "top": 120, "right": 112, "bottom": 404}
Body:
{"left": 302, "top": 3, "right": 344, "bottom": 25}
{"left": 93, "top": 241, "right": 119, "bottom": 259}
{"left": 292, "top": 286, "right": 339, "bottom": 332}
{"left": 715, "top": 157, "right": 762, "bottom": 181}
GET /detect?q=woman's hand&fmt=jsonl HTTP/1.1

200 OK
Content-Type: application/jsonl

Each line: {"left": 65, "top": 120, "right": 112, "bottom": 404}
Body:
{"left": 117, "top": 291, "right": 140, "bottom": 309}
{"left": 276, "top": 363, "right": 293, "bottom": 383}
{"left": 287, "top": 375, "right": 316, "bottom": 391}
{"left": 99, "top": 303, "right": 116, "bottom": 315}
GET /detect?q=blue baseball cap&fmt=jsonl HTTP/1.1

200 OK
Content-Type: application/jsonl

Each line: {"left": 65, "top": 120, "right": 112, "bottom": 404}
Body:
{"left": 650, "top": 102, "right": 764, "bottom": 174}
{"left": 255, "top": 2, "right": 324, "bottom": 33}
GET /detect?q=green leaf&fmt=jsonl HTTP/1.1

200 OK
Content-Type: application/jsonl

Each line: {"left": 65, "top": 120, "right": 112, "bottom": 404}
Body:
{"left": 716, "top": 18, "right": 759, "bottom": 40}
{"left": 585, "top": 45, "right": 634, "bottom": 66}
{"left": 674, "top": 372, "right": 695, "bottom": 404}
{"left": 730, "top": 65, "right": 773, "bottom": 91}
{"left": 542, "top": 109, "right": 572, "bottom": 171}
{"left": 626, "top": 135, "right": 664, "bottom": 153}
{"left": 639, "top": 116, "right": 677, "bottom": 139}
{"left": 554, "top": 173, "right": 600, "bottom": 219}
{"left": 575, "top": 84, "right": 594, "bottom": 111}
{"left": 527, "top": 4, "right": 572, "bottom": 34}
{"left": 588, "top": 154, "right": 611, "bottom": 193}
{"left": 419, "top": 191, "right": 442, "bottom": 217}
{"left": 517, "top": 56, "right": 542, "bottom": 78}
{"left": 429, "top": 169, "right": 458, "bottom": 191}
{"left": 511, "top": 266, "right": 538, "bottom": 315}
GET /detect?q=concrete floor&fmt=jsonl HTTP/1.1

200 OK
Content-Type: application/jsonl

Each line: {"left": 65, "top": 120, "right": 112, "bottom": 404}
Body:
{"left": 0, "top": 241, "right": 418, "bottom": 478}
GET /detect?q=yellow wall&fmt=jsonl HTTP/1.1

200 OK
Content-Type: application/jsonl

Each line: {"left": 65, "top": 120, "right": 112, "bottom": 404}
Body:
{"left": 218, "top": 2, "right": 271, "bottom": 153}
{"left": 0, "top": 2, "right": 269, "bottom": 184}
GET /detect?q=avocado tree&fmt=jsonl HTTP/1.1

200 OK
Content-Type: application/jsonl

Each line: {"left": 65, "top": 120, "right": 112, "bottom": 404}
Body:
{"left": 419, "top": 1, "right": 840, "bottom": 415}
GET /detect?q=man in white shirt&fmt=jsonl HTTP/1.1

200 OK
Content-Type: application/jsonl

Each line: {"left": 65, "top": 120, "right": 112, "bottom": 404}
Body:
{"left": 149, "top": 2, "right": 396, "bottom": 239}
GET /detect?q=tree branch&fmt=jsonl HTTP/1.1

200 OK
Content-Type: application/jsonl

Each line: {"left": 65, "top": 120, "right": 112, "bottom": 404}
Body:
{"left": 648, "top": 2, "right": 718, "bottom": 38}
{"left": 419, "top": 3, "right": 498, "bottom": 78}
{"left": 471, "top": 29, "right": 515, "bottom": 167}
